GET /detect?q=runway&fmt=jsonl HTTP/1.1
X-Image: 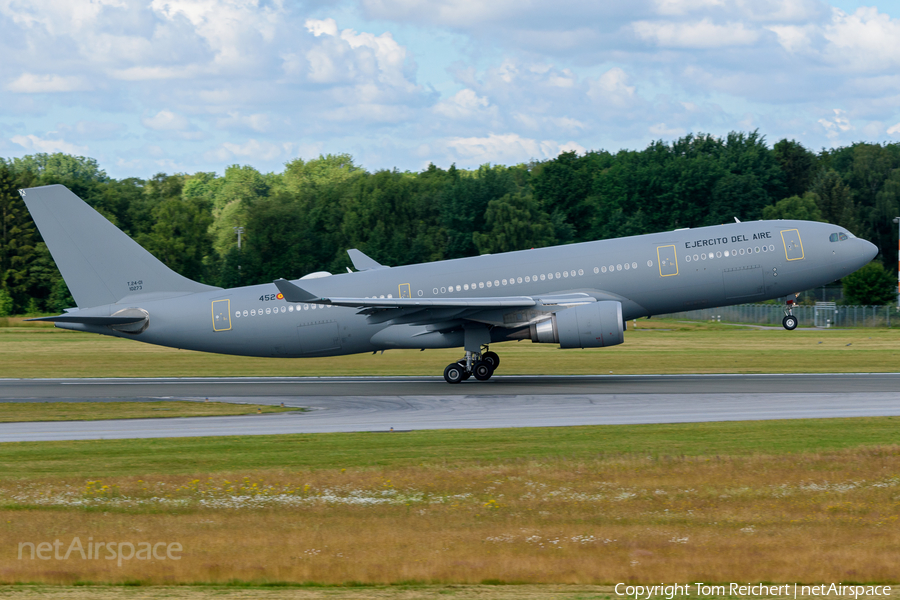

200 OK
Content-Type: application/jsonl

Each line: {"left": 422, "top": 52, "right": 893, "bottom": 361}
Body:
{"left": 0, "top": 373, "right": 898, "bottom": 442}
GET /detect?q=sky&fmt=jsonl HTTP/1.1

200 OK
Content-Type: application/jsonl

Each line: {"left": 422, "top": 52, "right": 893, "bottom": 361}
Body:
{"left": 1, "top": 0, "right": 900, "bottom": 179}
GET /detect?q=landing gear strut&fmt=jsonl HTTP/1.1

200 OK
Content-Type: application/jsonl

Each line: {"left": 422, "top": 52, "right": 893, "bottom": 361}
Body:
{"left": 782, "top": 299, "right": 798, "bottom": 330}
{"left": 443, "top": 346, "right": 498, "bottom": 384}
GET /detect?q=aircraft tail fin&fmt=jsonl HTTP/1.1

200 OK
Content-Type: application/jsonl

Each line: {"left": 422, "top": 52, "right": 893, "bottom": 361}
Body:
{"left": 21, "top": 185, "right": 219, "bottom": 308}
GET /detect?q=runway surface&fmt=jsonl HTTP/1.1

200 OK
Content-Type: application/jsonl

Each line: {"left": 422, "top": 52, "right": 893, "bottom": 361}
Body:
{"left": 0, "top": 373, "right": 898, "bottom": 442}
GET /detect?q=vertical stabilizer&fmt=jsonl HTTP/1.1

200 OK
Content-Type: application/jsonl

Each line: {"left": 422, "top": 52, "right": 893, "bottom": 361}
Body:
{"left": 21, "top": 185, "right": 219, "bottom": 308}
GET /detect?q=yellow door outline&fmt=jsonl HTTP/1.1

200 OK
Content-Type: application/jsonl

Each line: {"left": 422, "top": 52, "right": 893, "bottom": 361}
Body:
{"left": 212, "top": 299, "right": 232, "bottom": 332}
{"left": 780, "top": 229, "right": 805, "bottom": 261}
{"left": 398, "top": 283, "right": 411, "bottom": 298}
{"left": 656, "top": 245, "right": 679, "bottom": 277}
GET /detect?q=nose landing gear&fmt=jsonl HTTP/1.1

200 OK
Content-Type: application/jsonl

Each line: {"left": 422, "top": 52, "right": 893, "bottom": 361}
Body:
{"left": 782, "top": 298, "right": 799, "bottom": 330}
{"left": 443, "top": 346, "right": 498, "bottom": 384}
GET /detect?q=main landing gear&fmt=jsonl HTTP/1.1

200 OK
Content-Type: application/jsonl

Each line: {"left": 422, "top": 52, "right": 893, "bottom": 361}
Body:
{"left": 443, "top": 347, "right": 500, "bottom": 384}
{"left": 782, "top": 298, "right": 798, "bottom": 330}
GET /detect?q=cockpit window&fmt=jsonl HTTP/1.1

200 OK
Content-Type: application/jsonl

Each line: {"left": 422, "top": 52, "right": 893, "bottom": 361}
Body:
{"left": 839, "top": 233, "right": 848, "bottom": 241}
{"left": 829, "top": 232, "right": 850, "bottom": 242}
{"left": 829, "top": 233, "right": 839, "bottom": 242}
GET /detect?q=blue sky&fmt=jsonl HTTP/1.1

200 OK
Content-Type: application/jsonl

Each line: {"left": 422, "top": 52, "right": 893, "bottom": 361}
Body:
{"left": 2, "top": 0, "right": 900, "bottom": 178}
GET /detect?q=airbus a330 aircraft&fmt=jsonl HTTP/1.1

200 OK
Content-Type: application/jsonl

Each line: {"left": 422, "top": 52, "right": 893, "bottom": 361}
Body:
{"left": 22, "top": 185, "right": 877, "bottom": 383}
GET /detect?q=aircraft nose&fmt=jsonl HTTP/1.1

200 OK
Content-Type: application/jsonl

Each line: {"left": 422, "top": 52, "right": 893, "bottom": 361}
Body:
{"left": 861, "top": 239, "right": 878, "bottom": 263}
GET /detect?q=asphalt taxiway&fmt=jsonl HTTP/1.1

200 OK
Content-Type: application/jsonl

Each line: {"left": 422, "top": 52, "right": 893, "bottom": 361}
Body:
{"left": 0, "top": 374, "right": 898, "bottom": 442}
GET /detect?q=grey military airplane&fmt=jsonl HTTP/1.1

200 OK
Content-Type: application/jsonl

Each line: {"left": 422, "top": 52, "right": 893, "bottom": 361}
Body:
{"left": 21, "top": 185, "right": 877, "bottom": 383}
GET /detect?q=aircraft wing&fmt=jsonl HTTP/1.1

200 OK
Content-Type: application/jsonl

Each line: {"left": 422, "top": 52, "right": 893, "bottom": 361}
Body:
{"left": 274, "top": 278, "right": 596, "bottom": 328}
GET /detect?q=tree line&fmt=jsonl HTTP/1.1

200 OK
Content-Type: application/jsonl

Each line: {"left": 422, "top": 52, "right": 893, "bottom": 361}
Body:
{"left": 1, "top": 131, "right": 899, "bottom": 315}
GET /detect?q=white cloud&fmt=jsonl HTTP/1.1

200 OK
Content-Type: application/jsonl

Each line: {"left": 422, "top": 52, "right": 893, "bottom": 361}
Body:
{"left": 6, "top": 73, "right": 91, "bottom": 93}
{"left": 445, "top": 133, "right": 584, "bottom": 165}
{"left": 649, "top": 123, "right": 686, "bottom": 136}
{"left": 206, "top": 139, "right": 293, "bottom": 162}
{"left": 886, "top": 123, "right": 900, "bottom": 135}
{"left": 215, "top": 112, "right": 275, "bottom": 133}
{"left": 653, "top": 0, "right": 724, "bottom": 17}
{"left": 142, "top": 110, "right": 190, "bottom": 131}
{"left": 10, "top": 134, "right": 88, "bottom": 155}
{"left": 302, "top": 18, "right": 418, "bottom": 93}
{"left": 587, "top": 68, "right": 636, "bottom": 108}
{"left": 822, "top": 7, "right": 900, "bottom": 71}
{"left": 818, "top": 108, "right": 853, "bottom": 139}
{"left": 632, "top": 18, "right": 759, "bottom": 48}
{"left": 433, "top": 88, "right": 491, "bottom": 120}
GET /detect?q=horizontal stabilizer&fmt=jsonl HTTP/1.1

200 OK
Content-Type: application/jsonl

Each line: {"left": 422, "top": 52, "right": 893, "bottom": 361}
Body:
{"left": 26, "top": 315, "right": 147, "bottom": 325}
{"left": 274, "top": 279, "right": 321, "bottom": 302}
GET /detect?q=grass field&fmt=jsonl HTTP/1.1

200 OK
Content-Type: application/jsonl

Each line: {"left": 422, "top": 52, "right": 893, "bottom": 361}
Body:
{"left": 0, "top": 401, "right": 298, "bottom": 422}
{"left": 1, "top": 318, "right": 899, "bottom": 378}
{"left": 1, "top": 419, "right": 899, "bottom": 585}
{"left": 2, "top": 319, "right": 900, "bottom": 590}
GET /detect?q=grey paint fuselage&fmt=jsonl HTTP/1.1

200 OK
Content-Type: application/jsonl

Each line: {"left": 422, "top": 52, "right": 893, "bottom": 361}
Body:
{"left": 59, "top": 219, "right": 874, "bottom": 358}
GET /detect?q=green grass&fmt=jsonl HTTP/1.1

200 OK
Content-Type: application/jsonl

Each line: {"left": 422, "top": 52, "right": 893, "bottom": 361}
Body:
{"left": 0, "top": 401, "right": 298, "bottom": 422}
{"left": 2, "top": 319, "right": 899, "bottom": 378}
{"left": 1, "top": 416, "right": 898, "bottom": 479}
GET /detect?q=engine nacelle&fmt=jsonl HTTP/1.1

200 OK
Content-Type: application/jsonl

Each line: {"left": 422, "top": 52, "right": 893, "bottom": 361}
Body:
{"left": 529, "top": 301, "right": 624, "bottom": 348}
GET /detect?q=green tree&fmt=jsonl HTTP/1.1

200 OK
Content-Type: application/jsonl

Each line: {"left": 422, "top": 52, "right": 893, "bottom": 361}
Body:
{"left": 136, "top": 195, "right": 214, "bottom": 283}
{"left": 0, "top": 288, "right": 12, "bottom": 317}
{"left": 842, "top": 261, "right": 896, "bottom": 305}
{"left": 5, "top": 153, "right": 108, "bottom": 183}
{"left": 761, "top": 192, "right": 824, "bottom": 221}
{"left": 472, "top": 193, "right": 557, "bottom": 254}
{"left": 0, "top": 167, "right": 35, "bottom": 311}
{"left": 209, "top": 165, "right": 273, "bottom": 257}
{"left": 813, "top": 169, "right": 858, "bottom": 232}
{"left": 772, "top": 139, "right": 817, "bottom": 197}
{"left": 866, "top": 168, "right": 900, "bottom": 265}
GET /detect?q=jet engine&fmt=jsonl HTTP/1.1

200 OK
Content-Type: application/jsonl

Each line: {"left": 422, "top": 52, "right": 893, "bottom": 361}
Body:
{"left": 528, "top": 301, "right": 624, "bottom": 348}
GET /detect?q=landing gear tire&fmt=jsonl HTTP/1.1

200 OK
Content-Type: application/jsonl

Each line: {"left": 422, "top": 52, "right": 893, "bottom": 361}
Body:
{"left": 472, "top": 361, "right": 493, "bottom": 381}
{"left": 444, "top": 363, "right": 465, "bottom": 384}
{"left": 472, "top": 360, "right": 494, "bottom": 381}
{"left": 482, "top": 351, "right": 500, "bottom": 370}
{"left": 782, "top": 315, "right": 798, "bottom": 330}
